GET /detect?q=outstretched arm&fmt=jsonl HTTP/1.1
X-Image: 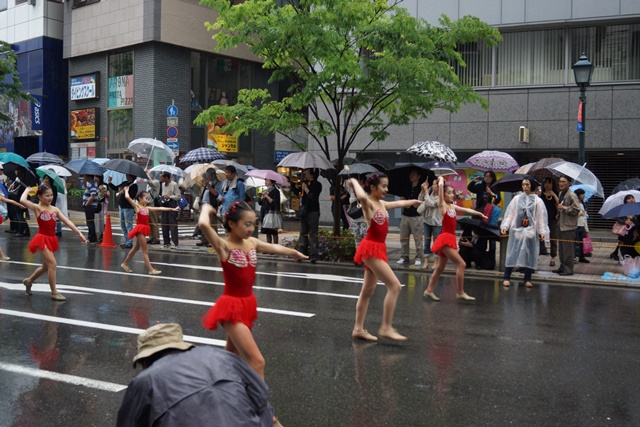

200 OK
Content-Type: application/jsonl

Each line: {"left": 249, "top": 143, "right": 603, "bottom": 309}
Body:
{"left": 56, "top": 209, "right": 87, "bottom": 244}
{"left": 19, "top": 186, "right": 39, "bottom": 214}
{"left": 252, "top": 237, "right": 307, "bottom": 260}
{"left": 198, "top": 204, "right": 228, "bottom": 261}
{"left": 0, "top": 195, "right": 25, "bottom": 209}
{"left": 384, "top": 199, "right": 421, "bottom": 210}
{"left": 453, "top": 204, "right": 488, "bottom": 220}
{"left": 147, "top": 206, "right": 179, "bottom": 212}
{"left": 123, "top": 187, "right": 139, "bottom": 213}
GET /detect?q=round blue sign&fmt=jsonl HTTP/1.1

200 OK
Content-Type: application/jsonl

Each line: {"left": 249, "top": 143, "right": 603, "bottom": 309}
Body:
{"left": 167, "top": 126, "right": 178, "bottom": 138}
{"left": 167, "top": 105, "right": 178, "bottom": 117}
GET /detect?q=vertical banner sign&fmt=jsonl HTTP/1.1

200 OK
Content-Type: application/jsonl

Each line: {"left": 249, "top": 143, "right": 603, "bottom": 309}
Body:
{"left": 577, "top": 100, "right": 584, "bottom": 132}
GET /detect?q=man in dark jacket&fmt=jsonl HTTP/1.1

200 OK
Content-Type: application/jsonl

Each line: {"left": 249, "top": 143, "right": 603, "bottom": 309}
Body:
{"left": 296, "top": 168, "right": 322, "bottom": 263}
{"left": 117, "top": 323, "right": 274, "bottom": 427}
{"left": 397, "top": 168, "right": 423, "bottom": 266}
{"left": 108, "top": 174, "right": 138, "bottom": 249}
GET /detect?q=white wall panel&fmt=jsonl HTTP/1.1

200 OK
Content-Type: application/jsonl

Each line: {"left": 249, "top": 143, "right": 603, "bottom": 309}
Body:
{"left": 572, "top": 0, "right": 620, "bottom": 19}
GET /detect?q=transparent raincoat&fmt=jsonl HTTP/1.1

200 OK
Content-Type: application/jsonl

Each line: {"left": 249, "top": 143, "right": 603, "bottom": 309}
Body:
{"left": 502, "top": 194, "right": 549, "bottom": 270}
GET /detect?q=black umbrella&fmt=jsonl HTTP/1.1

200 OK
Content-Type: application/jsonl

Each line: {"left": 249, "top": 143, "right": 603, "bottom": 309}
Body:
{"left": 358, "top": 158, "right": 391, "bottom": 172}
{"left": 490, "top": 174, "right": 540, "bottom": 193}
{"left": 2, "top": 163, "right": 39, "bottom": 187}
{"left": 612, "top": 177, "right": 640, "bottom": 195}
{"left": 386, "top": 164, "right": 434, "bottom": 197}
{"left": 457, "top": 217, "right": 501, "bottom": 241}
{"left": 102, "top": 159, "right": 147, "bottom": 179}
{"left": 338, "top": 163, "right": 379, "bottom": 177}
{"left": 26, "top": 152, "right": 64, "bottom": 164}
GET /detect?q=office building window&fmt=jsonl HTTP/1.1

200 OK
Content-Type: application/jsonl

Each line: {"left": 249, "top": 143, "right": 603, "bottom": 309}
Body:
{"left": 73, "top": 0, "right": 100, "bottom": 8}
{"left": 454, "top": 41, "right": 493, "bottom": 87}
{"left": 572, "top": 24, "right": 640, "bottom": 82}
{"left": 107, "top": 51, "right": 133, "bottom": 152}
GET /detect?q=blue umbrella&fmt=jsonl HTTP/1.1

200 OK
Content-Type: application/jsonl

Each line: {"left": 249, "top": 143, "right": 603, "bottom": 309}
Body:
{"left": 65, "top": 159, "right": 105, "bottom": 176}
{"left": 602, "top": 202, "right": 640, "bottom": 219}
{"left": 571, "top": 184, "right": 599, "bottom": 202}
{"left": 0, "top": 152, "right": 30, "bottom": 169}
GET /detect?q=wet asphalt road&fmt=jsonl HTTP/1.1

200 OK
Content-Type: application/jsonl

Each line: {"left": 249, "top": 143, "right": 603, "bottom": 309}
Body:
{"left": 1, "top": 233, "right": 640, "bottom": 426}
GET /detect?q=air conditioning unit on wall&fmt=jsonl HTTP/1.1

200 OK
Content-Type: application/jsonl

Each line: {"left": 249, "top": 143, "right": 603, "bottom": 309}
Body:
{"left": 519, "top": 126, "right": 530, "bottom": 144}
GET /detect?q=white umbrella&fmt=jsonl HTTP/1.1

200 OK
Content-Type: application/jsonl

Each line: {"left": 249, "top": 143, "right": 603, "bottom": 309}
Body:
{"left": 148, "top": 164, "right": 185, "bottom": 179}
{"left": 277, "top": 152, "right": 335, "bottom": 170}
{"left": 128, "top": 138, "right": 176, "bottom": 165}
{"left": 38, "top": 164, "right": 72, "bottom": 177}
{"left": 406, "top": 141, "right": 458, "bottom": 163}
{"left": 598, "top": 190, "right": 640, "bottom": 215}
{"left": 546, "top": 162, "right": 604, "bottom": 198}
{"left": 244, "top": 176, "right": 266, "bottom": 189}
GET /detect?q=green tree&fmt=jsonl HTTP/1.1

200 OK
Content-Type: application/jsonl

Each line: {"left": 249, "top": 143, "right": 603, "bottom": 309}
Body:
{"left": 0, "top": 41, "right": 35, "bottom": 122}
{"left": 196, "top": 0, "right": 501, "bottom": 233}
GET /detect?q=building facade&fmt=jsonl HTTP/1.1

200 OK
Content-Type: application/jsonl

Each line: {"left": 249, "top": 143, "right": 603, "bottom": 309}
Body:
{"left": 64, "top": 0, "right": 277, "bottom": 168}
{"left": 0, "top": 0, "right": 67, "bottom": 158}
{"left": 313, "top": 0, "right": 640, "bottom": 225}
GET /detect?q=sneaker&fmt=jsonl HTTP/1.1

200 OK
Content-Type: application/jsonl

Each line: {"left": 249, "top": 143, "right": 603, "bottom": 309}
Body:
{"left": 414, "top": 260, "right": 422, "bottom": 266}
{"left": 396, "top": 258, "right": 407, "bottom": 264}
{"left": 163, "top": 244, "right": 171, "bottom": 248}
{"left": 170, "top": 244, "right": 178, "bottom": 249}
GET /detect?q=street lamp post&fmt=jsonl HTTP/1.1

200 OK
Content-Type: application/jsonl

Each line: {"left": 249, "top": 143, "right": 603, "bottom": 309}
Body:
{"left": 572, "top": 53, "right": 594, "bottom": 165}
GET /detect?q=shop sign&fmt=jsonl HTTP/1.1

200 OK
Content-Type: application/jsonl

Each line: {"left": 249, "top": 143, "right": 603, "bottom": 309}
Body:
{"left": 108, "top": 75, "right": 134, "bottom": 108}
{"left": 215, "top": 134, "right": 239, "bottom": 153}
{"left": 274, "top": 150, "right": 297, "bottom": 163}
{"left": 71, "top": 141, "right": 96, "bottom": 159}
{"left": 70, "top": 108, "right": 98, "bottom": 140}
{"left": 70, "top": 73, "right": 99, "bottom": 101}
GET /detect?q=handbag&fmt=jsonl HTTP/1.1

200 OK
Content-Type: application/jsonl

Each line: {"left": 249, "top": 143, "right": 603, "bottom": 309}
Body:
{"left": 582, "top": 233, "right": 593, "bottom": 254}
{"left": 612, "top": 222, "right": 631, "bottom": 236}
{"left": 192, "top": 196, "right": 200, "bottom": 211}
{"left": 622, "top": 255, "right": 640, "bottom": 279}
{"left": 347, "top": 202, "right": 363, "bottom": 219}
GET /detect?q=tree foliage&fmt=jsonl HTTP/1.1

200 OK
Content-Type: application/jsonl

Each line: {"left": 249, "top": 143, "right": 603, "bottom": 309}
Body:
{"left": 196, "top": 0, "right": 501, "bottom": 232}
{"left": 0, "top": 41, "right": 34, "bottom": 122}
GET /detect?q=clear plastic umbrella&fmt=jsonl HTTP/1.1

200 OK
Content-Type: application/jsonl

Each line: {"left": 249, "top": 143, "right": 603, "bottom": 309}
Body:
{"left": 38, "top": 164, "right": 72, "bottom": 177}
{"left": 128, "top": 138, "right": 176, "bottom": 166}
{"left": 546, "top": 162, "right": 604, "bottom": 198}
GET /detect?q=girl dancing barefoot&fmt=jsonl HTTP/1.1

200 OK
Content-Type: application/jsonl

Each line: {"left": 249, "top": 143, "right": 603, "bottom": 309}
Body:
{"left": 0, "top": 193, "right": 26, "bottom": 260}
{"left": 120, "top": 188, "right": 179, "bottom": 275}
{"left": 350, "top": 173, "right": 421, "bottom": 342}
{"left": 424, "top": 176, "right": 487, "bottom": 302}
{"left": 198, "top": 202, "right": 306, "bottom": 379}
{"left": 20, "top": 185, "right": 87, "bottom": 300}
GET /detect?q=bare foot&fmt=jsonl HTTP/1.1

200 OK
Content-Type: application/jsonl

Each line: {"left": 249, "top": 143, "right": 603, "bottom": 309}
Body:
{"left": 352, "top": 329, "right": 378, "bottom": 342}
{"left": 121, "top": 263, "right": 132, "bottom": 273}
{"left": 23, "top": 279, "right": 32, "bottom": 296}
{"left": 378, "top": 327, "right": 407, "bottom": 341}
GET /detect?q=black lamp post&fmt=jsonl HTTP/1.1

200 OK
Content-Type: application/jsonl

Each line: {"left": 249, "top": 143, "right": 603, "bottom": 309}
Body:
{"left": 572, "top": 53, "right": 594, "bottom": 165}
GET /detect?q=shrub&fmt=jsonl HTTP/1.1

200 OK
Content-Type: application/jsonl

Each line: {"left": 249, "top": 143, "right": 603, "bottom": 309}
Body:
{"left": 281, "top": 228, "right": 356, "bottom": 262}
{"left": 67, "top": 188, "right": 85, "bottom": 198}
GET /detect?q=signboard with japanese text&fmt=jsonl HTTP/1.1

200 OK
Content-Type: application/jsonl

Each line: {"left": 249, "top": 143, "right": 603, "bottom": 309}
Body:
{"left": 70, "top": 73, "right": 99, "bottom": 100}
{"left": 215, "top": 134, "right": 238, "bottom": 153}
{"left": 274, "top": 150, "right": 297, "bottom": 163}
{"left": 71, "top": 142, "right": 96, "bottom": 159}
{"left": 108, "top": 75, "right": 134, "bottom": 108}
{"left": 70, "top": 108, "right": 98, "bottom": 140}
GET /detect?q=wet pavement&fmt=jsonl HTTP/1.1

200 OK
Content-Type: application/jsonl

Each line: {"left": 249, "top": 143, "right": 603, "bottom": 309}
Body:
{"left": 2, "top": 220, "right": 640, "bottom": 426}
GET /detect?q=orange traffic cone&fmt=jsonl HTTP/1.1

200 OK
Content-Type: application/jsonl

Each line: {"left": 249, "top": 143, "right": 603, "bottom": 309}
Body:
{"left": 99, "top": 213, "right": 117, "bottom": 248}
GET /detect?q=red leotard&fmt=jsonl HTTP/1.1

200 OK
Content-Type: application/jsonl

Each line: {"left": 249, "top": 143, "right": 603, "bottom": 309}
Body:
{"left": 354, "top": 209, "right": 389, "bottom": 266}
{"left": 29, "top": 210, "right": 59, "bottom": 253}
{"left": 202, "top": 248, "right": 259, "bottom": 331}
{"left": 128, "top": 208, "right": 151, "bottom": 239}
{"left": 431, "top": 207, "right": 458, "bottom": 257}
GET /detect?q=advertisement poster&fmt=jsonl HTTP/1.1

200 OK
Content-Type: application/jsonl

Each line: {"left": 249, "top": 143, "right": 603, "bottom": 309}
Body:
{"left": 0, "top": 96, "right": 43, "bottom": 145}
{"left": 108, "top": 75, "right": 133, "bottom": 108}
{"left": 70, "top": 73, "right": 99, "bottom": 101}
{"left": 207, "top": 117, "right": 238, "bottom": 152}
{"left": 70, "top": 108, "right": 98, "bottom": 140}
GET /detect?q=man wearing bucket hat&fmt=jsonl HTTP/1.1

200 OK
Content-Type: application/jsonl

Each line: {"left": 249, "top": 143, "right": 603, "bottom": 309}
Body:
{"left": 117, "top": 323, "right": 274, "bottom": 426}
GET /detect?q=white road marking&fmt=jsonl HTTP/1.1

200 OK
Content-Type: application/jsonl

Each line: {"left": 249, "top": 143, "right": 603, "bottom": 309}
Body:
{"left": 3, "top": 261, "right": 359, "bottom": 299}
{"left": 0, "top": 282, "right": 92, "bottom": 295}
{"left": 0, "top": 362, "right": 128, "bottom": 393}
{"left": 0, "top": 308, "right": 227, "bottom": 347}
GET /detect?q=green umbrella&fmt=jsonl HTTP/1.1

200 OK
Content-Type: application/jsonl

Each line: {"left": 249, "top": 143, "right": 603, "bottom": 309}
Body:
{"left": 0, "top": 152, "right": 30, "bottom": 169}
{"left": 36, "top": 168, "right": 66, "bottom": 194}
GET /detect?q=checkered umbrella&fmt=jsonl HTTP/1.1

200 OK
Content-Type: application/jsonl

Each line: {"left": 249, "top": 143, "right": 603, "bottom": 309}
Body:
{"left": 466, "top": 150, "right": 519, "bottom": 172}
{"left": 26, "top": 152, "right": 64, "bottom": 164}
{"left": 180, "top": 147, "right": 228, "bottom": 163}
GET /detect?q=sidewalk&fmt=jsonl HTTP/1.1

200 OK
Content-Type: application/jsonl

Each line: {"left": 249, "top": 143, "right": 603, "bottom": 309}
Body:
{"left": 68, "top": 211, "right": 639, "bottom": 289}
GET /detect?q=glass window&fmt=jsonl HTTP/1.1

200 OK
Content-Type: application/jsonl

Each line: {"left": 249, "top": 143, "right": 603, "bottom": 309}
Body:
{"left": 73, "top": 0, "right": 100, "bottom": 8}
{"left": 108, "top": 110, "right": 133, "bottom": 151}
{"left": 0, "top": 0, "right": 7, "bottom": 12}
{"left": 572, "top": 24, "right": 640, "bottom": 82}
{"left": 495, "top": 29, "right": 566, "bottom": 86}
{"left": 454, "top": 41, "right": 493, "bottom": 87}
{"left": 15, "top": 0, "right": 27, "bottom": 4}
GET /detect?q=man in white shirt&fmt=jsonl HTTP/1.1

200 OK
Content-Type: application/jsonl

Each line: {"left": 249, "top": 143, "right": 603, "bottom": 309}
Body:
{"left": 160, "top": 172, "right": 181, "bottom": 248}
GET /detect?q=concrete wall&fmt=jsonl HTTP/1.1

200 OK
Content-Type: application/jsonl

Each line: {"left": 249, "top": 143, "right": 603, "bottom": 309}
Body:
{"left": 0, "top": 0, "right": 63, "bottom": 43}
{"left": 401, "top": 0, "right": 640, "bottom": 26}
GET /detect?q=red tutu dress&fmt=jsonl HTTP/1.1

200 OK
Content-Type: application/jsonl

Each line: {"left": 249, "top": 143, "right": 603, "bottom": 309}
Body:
{"left": 354, "top": 210, "right": 389, "bottom": 267}
{"left": 202, "top": 248, "right": 259, "bottom": 331}
{"left": 127, "top": 208, "right": 151, "bottom": 239}
{"left": 29, "top": 210, "right": 59, "bottom": 254}
{"left": 431, "top": 207, "right": 458, "bottom": 257}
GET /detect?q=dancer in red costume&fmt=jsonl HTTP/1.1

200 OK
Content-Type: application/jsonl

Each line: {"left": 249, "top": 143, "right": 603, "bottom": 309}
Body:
{"left": 424, "top": 176, "right": 488, "bottom": 302}
{"left": 198, "top": 202, "right": 306, "bottom": 380}
{"left": 20, "top": 185, "right": 87, "bottom": 300}
{"left": 0, "top": 193, "right": 26, "bottom": 261}
{"left": 350, "top": 173, "right": 421, "bottom": 342}
{"left": 120, "top": 189, "right": 179, "bottom": 275}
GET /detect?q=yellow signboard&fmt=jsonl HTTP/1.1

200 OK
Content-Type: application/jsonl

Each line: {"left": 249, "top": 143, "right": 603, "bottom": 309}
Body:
{"left": 215, "top": 134, "right": 239, "bottom": 153}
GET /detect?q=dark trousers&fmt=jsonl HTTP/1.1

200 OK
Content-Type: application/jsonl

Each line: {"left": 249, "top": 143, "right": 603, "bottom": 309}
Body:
{"left": 13, "top": 206, "right": 30, "bottom": 235}
{"left": 162, "top": 210, "right": 179, "bottom": 246}
{"left": 84, "top": 204, "right": 98, "bottom": 242}
{"left": 298, "top": 211, "right": 320, "bottom": 259}
{"left": 504, "top": 266, "right": 534, "bottom": 283}
{"left": 575, "top": 226, "right": 587, "bottom": 258}
{"left": 558, "top": 229, "right": 576, "bottom": 274}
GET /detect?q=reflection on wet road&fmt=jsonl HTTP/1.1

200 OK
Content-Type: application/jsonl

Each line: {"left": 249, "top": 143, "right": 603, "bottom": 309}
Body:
{"left": 1, "top": 235, "right": 640, "bottom": 426}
